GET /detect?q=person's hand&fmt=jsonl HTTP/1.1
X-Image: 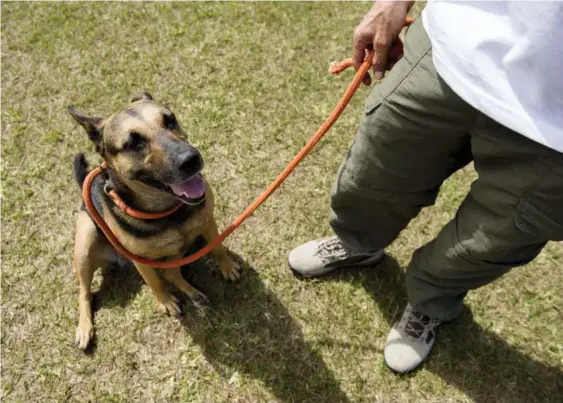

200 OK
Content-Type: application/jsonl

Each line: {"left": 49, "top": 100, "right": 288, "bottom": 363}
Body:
{"left": 353, "top": 1, "right": 414, "bottom": 85}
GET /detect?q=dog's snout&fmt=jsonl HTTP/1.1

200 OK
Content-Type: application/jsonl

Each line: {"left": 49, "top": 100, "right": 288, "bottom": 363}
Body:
{"left": 177, "top": 149, "right": 203, "bottom": 175}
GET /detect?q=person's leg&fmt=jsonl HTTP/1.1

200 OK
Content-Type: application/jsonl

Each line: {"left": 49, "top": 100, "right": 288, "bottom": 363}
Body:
{"left": 289, "top": 18, "right": 477, "bottom": 276}
{"left": 385, "top": 114, "right": 563, "bottom": 373}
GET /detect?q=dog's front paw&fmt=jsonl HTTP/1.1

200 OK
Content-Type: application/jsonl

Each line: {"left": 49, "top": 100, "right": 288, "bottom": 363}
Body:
{"left": 156, "top": 294, "right": 183, "bottom": 317}
{"left": 220, "top": 260, "right": 241, "bottom": 282}
{"left": 190, "top": 290, "right": 210, "bottom": 309}
{"left": 75, "top": 322, "right": 94, "bottom": 350}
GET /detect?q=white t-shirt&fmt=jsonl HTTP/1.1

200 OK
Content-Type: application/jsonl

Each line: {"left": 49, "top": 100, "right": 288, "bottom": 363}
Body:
{"left": 422, "top": 1, "right": 563, "bottom": 153}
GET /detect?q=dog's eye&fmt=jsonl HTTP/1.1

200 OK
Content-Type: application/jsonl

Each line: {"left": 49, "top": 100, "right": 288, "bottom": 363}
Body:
{"left": 163, "top": 113, "right": 177, "bottom": 130}
{"left": 124, "top": 132, "right": 145, "bottom": 151}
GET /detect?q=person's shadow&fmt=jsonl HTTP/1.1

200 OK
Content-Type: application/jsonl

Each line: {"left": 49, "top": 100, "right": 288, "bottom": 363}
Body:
{"left": 317, "top": 256, "right": 563, "bottom": 403}
{"left": 178, "top": 243, "right": 349, "bottom": 403}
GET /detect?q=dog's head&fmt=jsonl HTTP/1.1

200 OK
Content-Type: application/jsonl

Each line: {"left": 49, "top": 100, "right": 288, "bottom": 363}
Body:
{"left": 68, "top": 92, "right": 206, "bottom": 205}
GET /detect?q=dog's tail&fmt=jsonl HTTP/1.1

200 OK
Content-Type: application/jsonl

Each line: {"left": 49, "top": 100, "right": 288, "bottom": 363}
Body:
{"left": 73, "top": 153, "right": 90, "bottom": 188}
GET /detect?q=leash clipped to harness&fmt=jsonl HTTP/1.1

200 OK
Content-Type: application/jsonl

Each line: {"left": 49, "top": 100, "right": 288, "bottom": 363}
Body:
{"left": 82, "top": 17, "right": 414, "bottom": 269}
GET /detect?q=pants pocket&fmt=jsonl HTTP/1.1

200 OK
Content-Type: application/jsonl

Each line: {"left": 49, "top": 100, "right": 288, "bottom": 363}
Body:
{"left": 515, "top": 167, "right": 563, "bottom": 241}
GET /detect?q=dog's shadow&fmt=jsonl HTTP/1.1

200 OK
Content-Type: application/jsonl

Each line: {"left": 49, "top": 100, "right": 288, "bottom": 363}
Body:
{"left": 81, "top": 255, "right": 144, "bottom": 353}
{"left": 94, "top": 255, "right": 144, "bottom": 310}
{"left": 319, "top": 256, "right": 563, "bottom": 403}
{"left": 179, "top": 247, "right": 349, "bottom": 403}
{"left": 94, "top": 244, "right": 348, "bottom": 402}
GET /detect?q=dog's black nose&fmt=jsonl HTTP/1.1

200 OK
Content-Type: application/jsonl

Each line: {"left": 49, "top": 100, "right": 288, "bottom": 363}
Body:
{"left": 177, "top": 149, "right": 203, "bottom": 174}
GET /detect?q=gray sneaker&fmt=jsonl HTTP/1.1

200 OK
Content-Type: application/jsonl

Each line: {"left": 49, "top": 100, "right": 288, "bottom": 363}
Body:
{"left": 384, "top": 303, "right": 442, "bottom": 373}
{"left": 288, "top": 236, "right": 384, "bottom": 277}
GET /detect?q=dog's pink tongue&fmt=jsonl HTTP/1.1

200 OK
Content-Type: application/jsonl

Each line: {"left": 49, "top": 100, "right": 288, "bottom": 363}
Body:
{"left": 170, "top": 175, "right": 205, "bottom": 199}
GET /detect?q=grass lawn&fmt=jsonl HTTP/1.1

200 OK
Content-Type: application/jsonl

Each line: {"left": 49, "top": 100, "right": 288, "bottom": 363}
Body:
{"left": 2, "top": 2, "right": 562, "bottom": 402}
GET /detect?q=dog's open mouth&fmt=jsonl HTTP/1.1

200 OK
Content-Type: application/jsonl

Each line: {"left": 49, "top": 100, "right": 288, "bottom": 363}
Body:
{"left": 169, "top": 174, "right": 206, "bottom": 205}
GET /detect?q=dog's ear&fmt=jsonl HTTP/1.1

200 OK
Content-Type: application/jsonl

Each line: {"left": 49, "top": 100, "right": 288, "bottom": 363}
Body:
{"left": 130, "top": 92, "right": 153, "bottom": 103}
{"left": 67, "top": 106, "right": 104, "bottom": 150}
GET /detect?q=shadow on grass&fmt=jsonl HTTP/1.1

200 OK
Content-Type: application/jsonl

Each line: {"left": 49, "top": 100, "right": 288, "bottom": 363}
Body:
{"left": 179, "top": 247, "right": 349, "bottom": 403}
{"left": 320, "top": 256, "right": 563, "bottom": 403}
{"left": 94, "top": 255, "right": 144, "bottom": 310}
{"left": 81, "top": 256, "right": 144, "bottom": 354}
{"left": 86, "top": 242, "right": 347, "bottom": 402}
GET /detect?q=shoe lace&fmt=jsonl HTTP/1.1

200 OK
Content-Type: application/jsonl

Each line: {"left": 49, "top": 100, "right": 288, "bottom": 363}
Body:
{"left": 403, "top": 308, "right": 441, "bottom": 340}
{"left": 314, "top": 238, "right": 352, "bottom": 261}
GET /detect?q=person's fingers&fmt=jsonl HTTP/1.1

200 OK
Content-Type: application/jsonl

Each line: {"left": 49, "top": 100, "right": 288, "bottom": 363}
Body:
{"left": 353, "top": 35, "right": 372, "bottom": 85}
{"left": 388, "top": 39, "right": 404, "bottom": 61}
{"left": 362, "top": 72, "right": 372, "bottom": 86}
{"left": 352, "top": 41, "right": 366, "bottom": 70}
{"left": 386, "top": 40, "right": 404, "bottom": 71}
{"left": 371, "top": 34, "right": 391, "bottom": 80}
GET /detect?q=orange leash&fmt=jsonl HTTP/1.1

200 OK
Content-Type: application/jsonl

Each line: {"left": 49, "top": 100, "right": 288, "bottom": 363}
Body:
{"left": 98, "top": 162, "right": 185, "bottom": 220}
{"left": 83, "top": 39, "right": 402, "bottom": 268}
{"left": 106, "top": 188, "right": 183, "bottom": 219}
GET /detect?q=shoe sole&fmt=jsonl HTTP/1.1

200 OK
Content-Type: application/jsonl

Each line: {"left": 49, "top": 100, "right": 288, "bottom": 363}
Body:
{"left": 289, "top": 251, "right": 385, "bottom": 278}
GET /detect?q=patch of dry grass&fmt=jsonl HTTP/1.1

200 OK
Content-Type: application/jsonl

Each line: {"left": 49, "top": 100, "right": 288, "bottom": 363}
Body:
{"left": 2, "top": 2, "right": 562, "bottom": 402}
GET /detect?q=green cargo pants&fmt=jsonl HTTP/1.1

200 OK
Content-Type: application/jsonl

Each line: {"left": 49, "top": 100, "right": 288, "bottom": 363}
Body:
{"left": 330, "top": 18, "right": 563, "bottom": 321}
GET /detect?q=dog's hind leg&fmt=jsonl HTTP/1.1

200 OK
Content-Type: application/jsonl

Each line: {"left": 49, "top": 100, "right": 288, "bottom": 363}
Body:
{"left": 132, "top": 262, "right": 183, "bottom": 317}
{"left": 201, "top": 216, "right": 241, "bottom": 281}
{"left": 73, "top": 211, "right": 113, "bottom": 350}
{"left": 160, "top": 267, "right": 209, "bottom": 308}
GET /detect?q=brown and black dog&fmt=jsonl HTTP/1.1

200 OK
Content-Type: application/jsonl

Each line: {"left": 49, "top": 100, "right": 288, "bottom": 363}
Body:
{"left": 68, "top": 92, "right": 240, "bottom": 350}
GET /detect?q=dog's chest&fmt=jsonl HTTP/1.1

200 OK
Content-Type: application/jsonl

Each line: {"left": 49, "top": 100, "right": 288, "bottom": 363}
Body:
{"left": 104, "top": 211, "right": 209, "bottom": 260}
